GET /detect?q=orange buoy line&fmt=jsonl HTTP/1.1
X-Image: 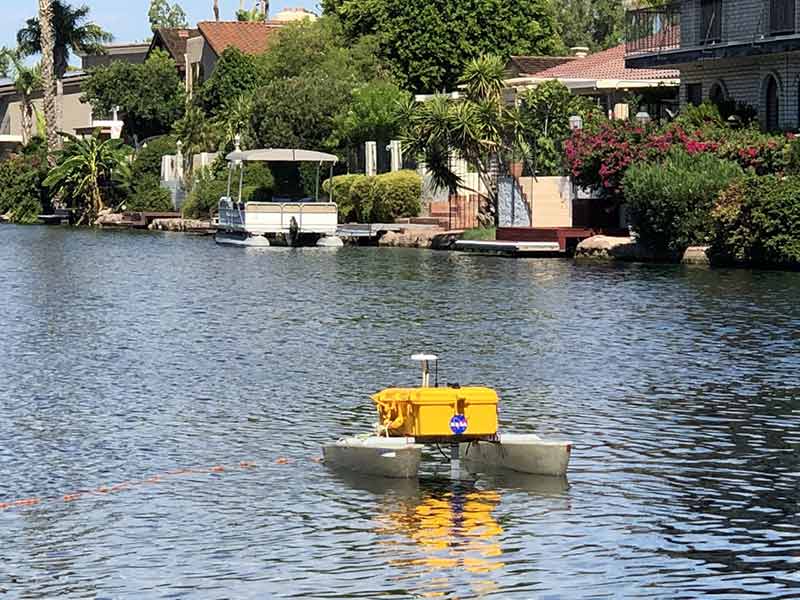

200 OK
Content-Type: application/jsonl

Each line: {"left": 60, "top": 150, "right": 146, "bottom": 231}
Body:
{"left": 0, "top": 459, "right": 279, "bottom": 513}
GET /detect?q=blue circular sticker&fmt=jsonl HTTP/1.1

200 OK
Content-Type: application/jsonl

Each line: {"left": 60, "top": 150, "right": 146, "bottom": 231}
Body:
{"left": 449, "top": 414, "right": 468, "bottom": 435}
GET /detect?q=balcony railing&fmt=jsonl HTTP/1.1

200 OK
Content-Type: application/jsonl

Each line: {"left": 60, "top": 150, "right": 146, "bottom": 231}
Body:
{"left": 625, "top": 4, "right": 681, "bottom": 56}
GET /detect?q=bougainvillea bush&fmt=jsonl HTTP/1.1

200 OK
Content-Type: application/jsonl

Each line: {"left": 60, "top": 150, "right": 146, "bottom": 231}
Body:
{"left": 565, "top": 117, "right": 794, "bottom": 199}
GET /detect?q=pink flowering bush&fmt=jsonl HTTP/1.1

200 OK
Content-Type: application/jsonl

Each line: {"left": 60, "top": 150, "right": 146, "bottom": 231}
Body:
{"left": 565, "top": 117, "right": 792, "bottom": 198}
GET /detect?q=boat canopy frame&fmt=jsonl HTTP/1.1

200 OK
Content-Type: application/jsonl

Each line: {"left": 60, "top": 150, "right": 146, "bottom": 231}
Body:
{"left": 225, "top": 147, "right": 339, "bottom": 205}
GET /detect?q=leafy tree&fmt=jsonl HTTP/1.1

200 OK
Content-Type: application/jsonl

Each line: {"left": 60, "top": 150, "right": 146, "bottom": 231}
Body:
{"left": 17, "top": 1, "right": 113, "bottom": 80}
{"left": 198, "top": 47, "right": 261, "bottom": 116}
{"left": 82, "top": 49, "right": 185, "bottom": 140}
{"left": 249, "top": 17, "right": 387, "bottom": 153}
{"left": 335, "top": 81, "right": 410, "bottom": 150}
{"left": 403, "top": 56, "right": 527, "bottom": 225}
{"left": 148, "top": 0, "right": 188, "bottom": 30}
{"left": 44, "top": 133, "right": 132, "bottom": 224}
{"left": 0, "top": 143, "right": 51, "bottom": 223}
{"left": 256, "top": 17, "right": 385, "bottom": 84}
{"left": 554, "top": 0, "right": 624, "bottom": 52}
{"left": 321, "top": 0, "right": 561, "bottom": 93}
{"left": 517, "top": 80, "right": 600, "bottom": 175}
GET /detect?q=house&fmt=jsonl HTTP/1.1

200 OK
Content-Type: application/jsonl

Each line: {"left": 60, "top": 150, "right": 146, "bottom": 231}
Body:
{"left": 505, "top": 44, "right": 680, "bottom": 121}
{"left": 624, "top": 0, "right": 800, "bottom": 130}
{"left": 0, "top": 42, "right": 148, "bottom": 144}
{"left": 149, "top": 27, "right": 201, "bottom": 89}
{"left": 150, "top": 8, "right": 317, "bottom": 94}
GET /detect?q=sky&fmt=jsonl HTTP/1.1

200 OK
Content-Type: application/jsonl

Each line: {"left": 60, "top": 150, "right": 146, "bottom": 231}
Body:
{"left": 2, "top": 0, "right": 321, "bottom": 53}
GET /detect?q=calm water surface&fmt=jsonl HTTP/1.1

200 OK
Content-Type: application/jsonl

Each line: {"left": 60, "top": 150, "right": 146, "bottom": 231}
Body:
{"left": 2, "top": 226, "right": 800, "bottom": 599}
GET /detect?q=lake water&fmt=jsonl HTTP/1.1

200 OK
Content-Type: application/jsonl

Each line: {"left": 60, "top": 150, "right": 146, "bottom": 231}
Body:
{"left": 2, "top": 225, "right": 800, "bottom": 599}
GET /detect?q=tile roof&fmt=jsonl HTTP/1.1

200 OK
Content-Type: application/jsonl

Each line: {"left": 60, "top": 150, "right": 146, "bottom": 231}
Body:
{"left": 532, "top": 44, "right": 679, "bottom": 81}
{"left": 197, "top": 21, "right": 285, "bottom": 57}
{"left": 151, "top": 28, "right": 201, "bottom": 63}
{"left": 507, "top": 55, "right": 578, "bottom": 77}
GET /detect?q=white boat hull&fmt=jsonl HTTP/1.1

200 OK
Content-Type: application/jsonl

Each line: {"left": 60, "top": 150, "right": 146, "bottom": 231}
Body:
{"left": 323, "top": 436, "right": 423, "bottom": 479}
{"left": 215, "top": 232, "right": 271, "bottom": 247}
{"left": 461, "top": 433, "right": 571, "bottom": 476}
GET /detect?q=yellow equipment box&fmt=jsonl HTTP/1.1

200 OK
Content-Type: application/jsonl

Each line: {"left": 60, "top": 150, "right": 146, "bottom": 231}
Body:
{"left": 372, "top": 387, "right": 499, "bottom": 438}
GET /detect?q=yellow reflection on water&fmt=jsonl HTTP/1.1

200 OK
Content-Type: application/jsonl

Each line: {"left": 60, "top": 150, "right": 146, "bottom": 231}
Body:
{"left": 375, "top": 488, "right": 505, "bottom": 597}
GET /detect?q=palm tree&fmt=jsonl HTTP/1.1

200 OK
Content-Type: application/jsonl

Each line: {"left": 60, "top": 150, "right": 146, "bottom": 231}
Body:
{"left": 1, "top": 49, "right": 43, "bottom": 145}
{"left": 44, "top": 133, "right": 131, "bottom": 225}
{"left": 37, "top": 0, "right": 60, "bottom": 164}
{"left": 18, "top": 1, "right": 112, "bottom": 80}
{"left": 403, "top": 55, "right": 522, "bottom": 227}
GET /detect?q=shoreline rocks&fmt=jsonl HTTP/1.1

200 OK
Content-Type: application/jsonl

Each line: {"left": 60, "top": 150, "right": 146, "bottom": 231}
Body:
{"left": 149, "top": 218, "right": 214, "bottom": 233}
{"left": 575, "top": 235, "right": 656, "bottom": 261}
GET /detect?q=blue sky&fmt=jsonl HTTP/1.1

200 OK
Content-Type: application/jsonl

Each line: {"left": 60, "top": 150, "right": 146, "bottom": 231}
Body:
{"left": 2, "top": 0, "right": 320, "bottom": 53}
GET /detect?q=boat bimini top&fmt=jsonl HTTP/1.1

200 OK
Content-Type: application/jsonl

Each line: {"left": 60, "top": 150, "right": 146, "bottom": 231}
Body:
{"left": 225, "top": 148, "right": 339, "bottom": 163}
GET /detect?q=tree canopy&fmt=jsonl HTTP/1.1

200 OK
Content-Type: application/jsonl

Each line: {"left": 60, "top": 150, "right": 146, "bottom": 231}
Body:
{"left": 198, "top": 47, "right": 262, "bottom": 116}
{"left": 554, "top": 0, "right": 625, "bottom": 51}
{"left": 148, "top": 0, "right": 188, "bottom": 31}
{"left": 81, "top": 48, "right": 185, "bottom": 141}
{"left": 17, "top": 0, "right": 112, "bottom": 79}
{"left": 321, "top": 0, "right": 561, "bottom": 93}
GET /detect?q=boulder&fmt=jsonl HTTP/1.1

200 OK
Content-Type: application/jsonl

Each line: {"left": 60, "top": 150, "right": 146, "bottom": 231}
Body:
{"left": 575, "top": 235, "right": 655, "bottom": 261}
{"left": 682, "top": 246, "right": 711, "bottom": 265}
{"left": 149, "top": 218, "right": 213, "bottom": 233}
{"left": 94, "top": 212, "right": 127, "bottom": 227}
{"left": 378, "top": 228, "right": 444, "bottom": 249}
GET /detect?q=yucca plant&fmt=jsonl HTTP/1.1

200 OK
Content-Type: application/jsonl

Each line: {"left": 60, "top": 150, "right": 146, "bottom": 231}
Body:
{"left": 44, "top": 133, "right": 131, "bottom": 225}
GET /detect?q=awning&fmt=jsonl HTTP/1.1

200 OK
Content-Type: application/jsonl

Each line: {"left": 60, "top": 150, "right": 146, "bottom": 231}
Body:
{"left": 226, "top": 148, "right": 339, "bottom": 163}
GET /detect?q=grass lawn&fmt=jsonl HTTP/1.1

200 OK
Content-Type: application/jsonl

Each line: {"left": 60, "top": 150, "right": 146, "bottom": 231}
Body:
{"left": 461, "top": 227, "right": 496, "bottom": 241}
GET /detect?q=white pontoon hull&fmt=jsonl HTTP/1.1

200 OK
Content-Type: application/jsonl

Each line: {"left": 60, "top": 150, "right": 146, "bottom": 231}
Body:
{"left": 461, "top": 433, "right": 571, "bottom": 476}
{"left": 323, "top": 437, "right": 423, "bottom": 479}
{"left": 214, "top": 232, "right": 270, "bottom": 247}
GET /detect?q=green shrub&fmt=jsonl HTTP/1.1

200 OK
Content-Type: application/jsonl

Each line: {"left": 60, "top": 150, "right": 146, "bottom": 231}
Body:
{"left": 0, "top": 150, "right": 49, "bottom": 224}
{"left": 131, "top": 135, "right": 177, "bottom": 181}
{"left": 126, "top": 176, "right": 173, "bottom": 211}
{"left": 323, "top": 170, "right": 422, "bottom": 223}
{"left": 182, "top": 163, "right": 274, "bottom": 218}
{"left": 350, "top": 176, "right": 374, "bottom": 222}
{"left": 622, "top": 149, "right": 744, "bottom": 254}
{"left": 323, "top": 174, "right": 362, "bottom": 222}
{"left": 711, "top": 175, "right": 800, "bottom": 266}
{"left": 371, "top": 170, "right": 422, "bottom": 222}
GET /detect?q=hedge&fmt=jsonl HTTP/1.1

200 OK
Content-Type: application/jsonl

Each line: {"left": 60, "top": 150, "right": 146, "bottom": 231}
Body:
{"left": 323, "top": 170, "right": 421, "bottom": 223}
{"left": 711, "top": 175, "right": 800, "bottom": 267}
{"left": 622, "top": 149, "right": 744, "bottom": 254}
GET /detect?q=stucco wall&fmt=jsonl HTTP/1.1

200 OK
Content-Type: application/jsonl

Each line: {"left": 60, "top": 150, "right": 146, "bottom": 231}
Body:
{"left": 519, "top": 176, "right": 572, "bottom": 228}
{"left": 0, "top": 79, "right": 92, "bottom": 137}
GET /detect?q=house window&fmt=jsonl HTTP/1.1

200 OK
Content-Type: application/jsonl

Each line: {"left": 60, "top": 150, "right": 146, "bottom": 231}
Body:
{"left": 770, "top": 0, "right": 796, "bottom": 34}
{"left": 765, "top": 75, "right": 780, "bottom": 131}
{"left": 686, "top": 83, "right": 703, "bottom": 106}
{"left": 700, "top": 0, "right": 722, "bottom": 43}
{"left": 709, "top": 82, "right": 727, "bottom": 105}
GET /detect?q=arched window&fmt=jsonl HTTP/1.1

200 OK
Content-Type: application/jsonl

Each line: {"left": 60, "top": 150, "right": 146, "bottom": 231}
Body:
{"left": 709, "top": 81, "right": 727, "bottom": 106}
{"left": 765, "top": 75, "right": 780, "bottom": 131}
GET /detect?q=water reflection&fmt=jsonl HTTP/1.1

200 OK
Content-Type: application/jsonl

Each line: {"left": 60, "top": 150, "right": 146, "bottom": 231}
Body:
{"left": 374, "top": 483, "right": 504, "bottom": 598}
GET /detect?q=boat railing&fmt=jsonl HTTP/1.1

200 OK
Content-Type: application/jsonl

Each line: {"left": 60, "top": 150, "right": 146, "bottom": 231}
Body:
{"left": 217, "top": 197, "right": 338, "bottom": 235}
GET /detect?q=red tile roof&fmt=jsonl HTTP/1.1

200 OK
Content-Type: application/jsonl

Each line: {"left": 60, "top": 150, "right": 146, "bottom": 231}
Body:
{"left": 532, "top": 44, "right": 678, "bottom": 81}
{"left": 197, "top": 21, "right": 285, "bottom": 57}
{"left": 507, "top": 55, "right": 578, "bottom": 77}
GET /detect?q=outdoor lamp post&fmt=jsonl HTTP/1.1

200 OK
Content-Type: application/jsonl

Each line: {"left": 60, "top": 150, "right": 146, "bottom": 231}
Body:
{"left": 569, "top": 115, "right": 583, "bottom": 131}
{"left": 635, "top": 111, "right": 652, "bottom": 125}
